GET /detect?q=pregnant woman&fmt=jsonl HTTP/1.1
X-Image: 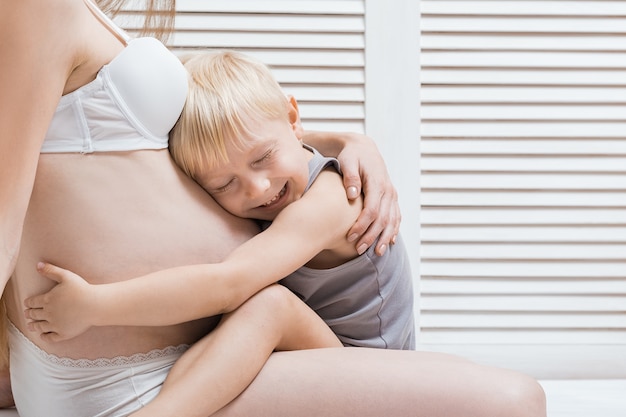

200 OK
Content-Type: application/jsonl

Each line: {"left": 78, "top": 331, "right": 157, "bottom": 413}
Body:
{"left": 0, "top": 1, "right": 546, "bottom": 416}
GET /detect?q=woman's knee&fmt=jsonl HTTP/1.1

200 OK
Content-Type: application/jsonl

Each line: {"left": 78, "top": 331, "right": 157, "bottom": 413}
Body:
{"left": 500, "top": 372, "right": 547, "bottom": 417}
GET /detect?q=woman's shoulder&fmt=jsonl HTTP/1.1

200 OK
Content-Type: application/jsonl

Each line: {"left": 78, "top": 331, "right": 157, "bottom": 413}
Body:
{"left": 0, "top": 0, "right": 85, "bottom": 45}
{"left": 2, "top": 0, "right": 85, "bottom": 21}
{"left": 0, "top": 0, "right": 92, "bottom": 136}
{"left": 1, "top": 0, "right": 88, "bottom": 77}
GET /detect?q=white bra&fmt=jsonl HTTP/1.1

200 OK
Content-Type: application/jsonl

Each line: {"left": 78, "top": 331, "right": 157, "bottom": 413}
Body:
{"left": 40, "top": 0, "right": 188, "bottom": 154}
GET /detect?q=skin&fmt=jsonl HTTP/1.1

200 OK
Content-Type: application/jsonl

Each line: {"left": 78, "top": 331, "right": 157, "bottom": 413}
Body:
{"left": 131, "top": 284, "right": 343, "bottom": 417}
{"left": 0, "top": 1, "right": 546, "bottom": 416}
{"left": 21, "top": 104, "right": 363, "bottom": 417}
{"left": 20, "top": 92, "right": 392, "bottom": 417}
{"left": 23, "top": 98, "right": 368, "bottom": 339}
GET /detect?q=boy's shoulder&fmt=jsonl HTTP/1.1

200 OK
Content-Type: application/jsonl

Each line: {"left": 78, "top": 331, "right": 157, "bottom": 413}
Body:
{"left": 304, "top": 144, "right": 342, "bottom": 186}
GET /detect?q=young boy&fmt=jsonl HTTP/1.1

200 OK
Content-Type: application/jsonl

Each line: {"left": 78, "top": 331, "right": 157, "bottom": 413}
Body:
{"left": 25, "top": 50, "right": 415, "bottom": 416}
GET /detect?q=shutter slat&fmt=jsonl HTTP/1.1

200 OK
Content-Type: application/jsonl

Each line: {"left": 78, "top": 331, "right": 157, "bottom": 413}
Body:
{"left": 421, "top": 1, "right": 626, "bottom": 16}
{"left": 173, "top": 49, "right": 364, "bottom": 68}
{"left": 422, "top": 51, "right": 626, "bottom": 68}
{"left": 421, "top": 330, "right": 626, "bottom": 344}
{"left": 421, "top": 277, "right": 626, "bottom": 294}
{"left": 422, "top": 121, "right": 626, "bottom": 138}
{"left": 171, "top": 32, "right": 363, "bottom": 50}
{"left": 422, "top": 295, "right": 626, "bottom": 311}
{"left": 421, "top": 173, "right": 626, "bottom": 190}
{"left": 422, "top": 139, "right": 626, "bottom": 155}
{"left": 421, "top": 191, "right": 626, "bottom": 207}
{"left": 421, "top": 261, "right": 626, "bottom": 278}
{"left": 422, "top": 106, "right": 626, "bottom": 121}
{"left": 421, "top": 69, "right": 626, "bottom": 86}
{"left": 421, "top": 17, "right": 626, "bottom": 33}
{"left": 422, "top": 35, "right": 626, "bottom": 51}
{"left": 422, "top": 86, "right": 626, "bottom": 104}
{"left": 421, "top": 243, "right": 626, "bottom": 260}
{"left": 421, "top": 157, "right": 626, "bottom": 172}
{"left": 422, "top": 208, "right": 626, "bottom": 225}
{"left": 421, "top": 226, "right": 626, "bottom": 242}
{"left": 272, "top": 67, "right": 364, "bottom": 84}
{"left": 173, "top": 14, "right": 364, "bottom": 32}
{"left": 422, "top": 313, "right": 626, "bottom": 328}
{"left": 174, "top": 0, "right": 364, "bottom": 14}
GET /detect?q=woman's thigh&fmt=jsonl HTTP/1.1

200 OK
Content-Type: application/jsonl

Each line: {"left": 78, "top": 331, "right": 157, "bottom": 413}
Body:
{"left": 213, "top": 348, "right": 546, "bottom": 417}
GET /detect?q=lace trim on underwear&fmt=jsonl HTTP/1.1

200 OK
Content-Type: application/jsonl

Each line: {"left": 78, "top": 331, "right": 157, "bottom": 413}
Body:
{"left": 9, "top": 320, "right": 189, "bottom": 369}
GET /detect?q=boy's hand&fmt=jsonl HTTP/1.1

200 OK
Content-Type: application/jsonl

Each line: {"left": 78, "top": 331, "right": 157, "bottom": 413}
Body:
{"left": 23, "top": 262, "right": 97, "bottom": 342}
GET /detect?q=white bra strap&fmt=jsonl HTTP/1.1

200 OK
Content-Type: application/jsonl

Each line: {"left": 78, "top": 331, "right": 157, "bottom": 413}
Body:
{"left": 83, "top": 0, "right": 131, "bottom": 45}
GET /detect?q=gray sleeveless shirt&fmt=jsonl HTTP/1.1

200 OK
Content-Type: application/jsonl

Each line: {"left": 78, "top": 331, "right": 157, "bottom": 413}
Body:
{"left": 278, "top": 145, "right": 416, "bottom": 349}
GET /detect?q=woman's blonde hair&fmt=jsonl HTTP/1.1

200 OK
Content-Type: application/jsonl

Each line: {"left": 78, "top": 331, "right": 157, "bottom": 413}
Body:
{"left": 170, "top": 50, "right": 290, "bottom": 179}
{"left": 97, "top": 0, "right": 176, "bottom": 42}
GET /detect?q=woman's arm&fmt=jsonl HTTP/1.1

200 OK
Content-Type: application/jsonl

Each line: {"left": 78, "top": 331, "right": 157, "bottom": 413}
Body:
{"left": 25, "top": 171, "right": 362, "bottom": 341}
{"left": 0, "top": 2, "right": 76, "bottom": 292}
{"left": 0, "top": 4, "right": 79, "bottom": 398}
{"left": 303, "top": 131, "right": 401, "bottom": 256}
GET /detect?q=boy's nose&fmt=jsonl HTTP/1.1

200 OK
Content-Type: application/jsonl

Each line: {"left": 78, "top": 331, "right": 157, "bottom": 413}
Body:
{"left": 245, "top": 176, "right": 271, "bottom": 199}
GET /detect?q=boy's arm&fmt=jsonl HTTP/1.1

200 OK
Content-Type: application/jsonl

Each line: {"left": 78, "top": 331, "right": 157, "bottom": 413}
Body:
{"left": 24, "top": 171, "right": 361, "bottom": 340}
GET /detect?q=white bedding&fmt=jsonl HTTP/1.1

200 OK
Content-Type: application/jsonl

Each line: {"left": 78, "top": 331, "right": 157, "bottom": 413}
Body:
{"left": 1, "top": 379, "right": 624, "bottom": 417}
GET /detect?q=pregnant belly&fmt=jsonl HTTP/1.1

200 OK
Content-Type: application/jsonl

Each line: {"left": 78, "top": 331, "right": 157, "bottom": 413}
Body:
{"left": 6, "top": 152, "right": 258, "bottom": 359}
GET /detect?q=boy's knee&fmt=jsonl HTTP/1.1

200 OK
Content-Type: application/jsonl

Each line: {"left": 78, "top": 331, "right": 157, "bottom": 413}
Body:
{"left": 248, "top": 284, "right": 296, "bottom": 313}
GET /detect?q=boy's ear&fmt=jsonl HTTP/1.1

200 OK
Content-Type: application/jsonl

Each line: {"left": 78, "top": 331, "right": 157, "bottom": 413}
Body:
{"left": 287, "top": 95, "right": 304, "bottom": 138}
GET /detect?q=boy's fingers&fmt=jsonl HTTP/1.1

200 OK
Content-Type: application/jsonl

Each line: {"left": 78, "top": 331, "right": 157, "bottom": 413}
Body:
{"left": 40, "top": 332, "right": 64, "bottom": 343}
{"left": 24, "top": 307, "right": 42, "bottom": 320}
{"left": 23, "top": 295, "right": 44, "bottom": 309}
{"left": 26, "top": 319, "right": 50, "bottom": 334}
{"left": 36, "top": 262, "right": 64, "bottom": 283}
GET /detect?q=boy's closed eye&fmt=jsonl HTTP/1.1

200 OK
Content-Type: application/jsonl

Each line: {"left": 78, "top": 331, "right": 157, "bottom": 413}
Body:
{"left": 209, "top": 178, "right": 235, "bottom": 194}
{"left": 252, "top": 149, "right": 274, "bottom": 167}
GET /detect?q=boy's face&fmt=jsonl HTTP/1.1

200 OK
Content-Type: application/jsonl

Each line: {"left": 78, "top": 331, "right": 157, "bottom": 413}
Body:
{"left": 194, "top": 115, "right": 311, "bottom": 221}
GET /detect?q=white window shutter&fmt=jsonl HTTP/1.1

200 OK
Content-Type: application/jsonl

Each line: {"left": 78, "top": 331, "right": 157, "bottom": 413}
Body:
{"left": 163, "top": 0, "right": 366, "bottom": 134}
{"left": 421, "top": 1, "right": 626, "bottom": 378}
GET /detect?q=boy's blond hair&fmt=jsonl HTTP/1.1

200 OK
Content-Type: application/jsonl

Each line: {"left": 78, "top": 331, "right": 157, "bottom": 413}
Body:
{"left": 170, "top": 50, "right": 290, "bottom": 179}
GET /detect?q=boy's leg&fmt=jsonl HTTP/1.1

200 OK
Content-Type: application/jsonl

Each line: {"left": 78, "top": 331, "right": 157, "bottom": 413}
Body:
{"left": 131, "top": 284, "right": 341, "bottom": 417}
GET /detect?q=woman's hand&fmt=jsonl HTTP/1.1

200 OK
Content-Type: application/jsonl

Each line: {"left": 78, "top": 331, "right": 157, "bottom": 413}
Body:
{"left": 23, "top": 262, "right": 98, "bottom": 342}
{"left": 336, "top": 132, "right": 401, "bottom": 256}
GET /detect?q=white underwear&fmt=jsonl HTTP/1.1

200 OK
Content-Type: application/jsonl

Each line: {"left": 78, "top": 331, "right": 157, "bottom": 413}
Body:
{"left": 8, "top": 322, "right": 188, "bottom": 417}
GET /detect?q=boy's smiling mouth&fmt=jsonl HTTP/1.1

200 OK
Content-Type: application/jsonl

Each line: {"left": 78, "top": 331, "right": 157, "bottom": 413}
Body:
{"left": 262, "top": 184, "right": 287, "bottom": 207}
